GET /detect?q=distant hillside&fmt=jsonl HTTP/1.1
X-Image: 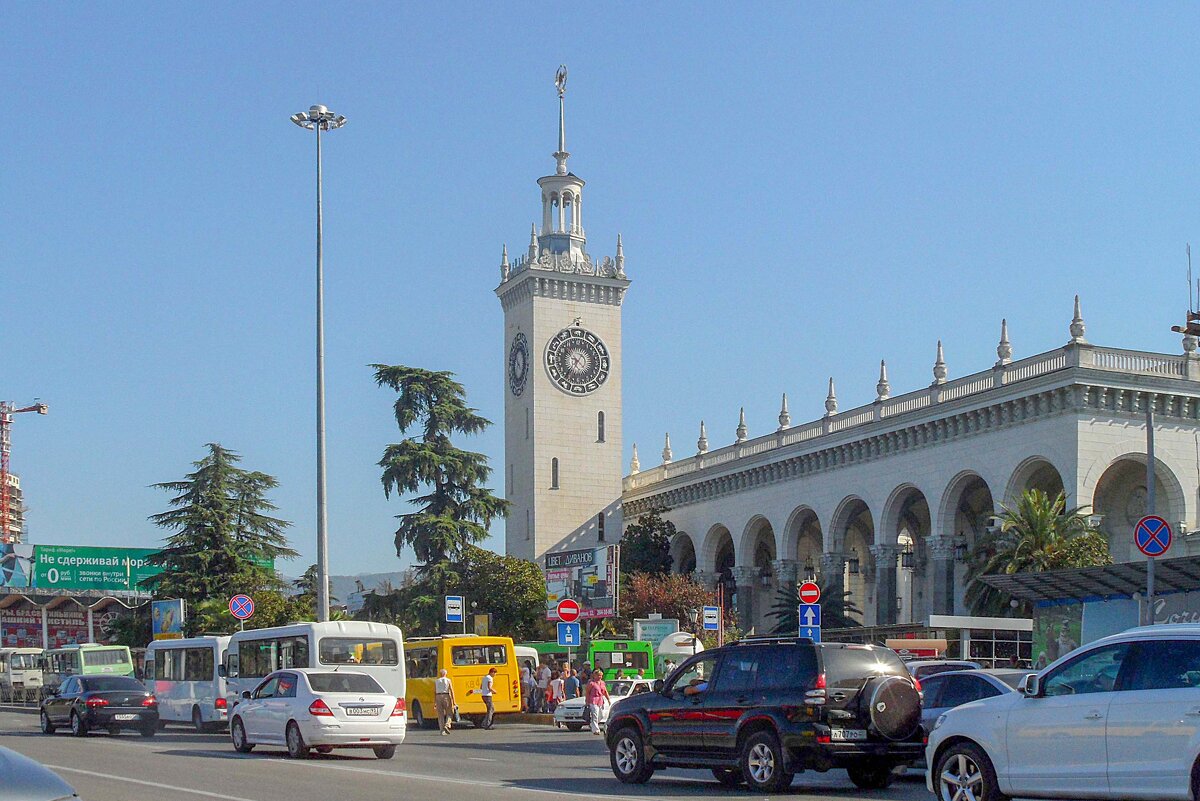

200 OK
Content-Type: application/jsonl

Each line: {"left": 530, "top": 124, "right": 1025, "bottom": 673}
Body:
{"left": 331, "top": 571, "right": 413, "bottom": 612}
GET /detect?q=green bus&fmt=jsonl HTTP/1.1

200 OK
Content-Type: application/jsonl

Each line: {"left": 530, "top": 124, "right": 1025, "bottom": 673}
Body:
{"left": 589, "top": 640, "right": 654, "bottom": 681}
{"left": 42, "top": 644, "right": 136, "bottom": 690}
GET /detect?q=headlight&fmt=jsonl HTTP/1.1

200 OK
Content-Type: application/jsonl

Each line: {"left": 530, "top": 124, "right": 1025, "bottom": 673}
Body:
{"left": 933, "top": 713, "right": 947, "bottom": 731}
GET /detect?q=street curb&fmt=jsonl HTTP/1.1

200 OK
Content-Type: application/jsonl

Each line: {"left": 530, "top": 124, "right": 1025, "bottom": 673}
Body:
{"left": 0, "top": 705, "right": 39, "bottom": 715}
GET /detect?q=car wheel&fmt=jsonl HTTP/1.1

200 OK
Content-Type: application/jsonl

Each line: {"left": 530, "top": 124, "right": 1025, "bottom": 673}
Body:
{"left": 609, "top": 727, "right": 654, "bottom": 784}
{"left": 846, "top": 762, "right": 895, "bottom": 790}
{"left": 40, "top": 711, "right": 56, "bottom": 735}
{"left": 285, "top": 721, "right": 310, "bottom": 759}
{"left": 374, "top": 745, "right": 396, "bottom": 760}
{"left": 712, "top": 768, "right": 743, "bottom": 787}
{"left": 412, "top": 701, "right": 427, "bottom": 728}
{"left": 740, "top": 730, "right": 793, "bottom": 793}
{"left": 139, "top": 724, "right": 156, "bottom": 738}
{"left": 566, "top": 723, "right": 584, "bottom": 732}
{"left": 193, "top": 706, "right": 207, "bottom": 733}
{"left": 230, "top": 718, "right": 254, "bottom": 753}
{"left": 935, "top": 742, "right": 1006, "bottom": 801}
{"left": 70, "top": 711, "right": 88, "bottom": 738}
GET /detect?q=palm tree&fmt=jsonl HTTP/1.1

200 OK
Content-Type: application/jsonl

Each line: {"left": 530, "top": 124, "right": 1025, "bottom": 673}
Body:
{"left": 767, "top": 586, "right": 862, "bottom": 633}
{"left": 964, "top": 489, "right": 1110, "bottom": 616}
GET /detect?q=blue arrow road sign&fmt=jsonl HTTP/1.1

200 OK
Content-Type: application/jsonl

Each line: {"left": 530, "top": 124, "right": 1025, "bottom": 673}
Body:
{"left": 799, "top": 603, "right": 821, "bottom": 628}
{"left": 801, "top": 626, "right": 822, "bottom": 642}
{"left": 558, "top": 622, "right": 581, "bottom": 647}
{"left": 702, "top": 606, "right": 720, "bottom": 631}
{"left": 445, "top": 595, "right": 464, "bottom": 623}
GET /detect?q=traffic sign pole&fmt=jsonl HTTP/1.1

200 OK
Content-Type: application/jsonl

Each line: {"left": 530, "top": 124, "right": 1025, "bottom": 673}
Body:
{"left": 1147, "top": 406, "right": 1155, "bottom": 626}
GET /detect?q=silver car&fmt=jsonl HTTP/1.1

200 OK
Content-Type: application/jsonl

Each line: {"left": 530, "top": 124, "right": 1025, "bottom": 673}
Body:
{"left": 0, "top": 746, "right": 78, "bottom": 801}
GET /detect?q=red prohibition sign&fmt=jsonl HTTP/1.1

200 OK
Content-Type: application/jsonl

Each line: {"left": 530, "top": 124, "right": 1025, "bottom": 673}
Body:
{"left": 798, "top": 582, "right": 821, "bottom": 605}
{"left": 1134, "top": 515, "right": 1172, "bottom": 558}
{"left": 556, "top": 598, "right": 581, "bottom": 623}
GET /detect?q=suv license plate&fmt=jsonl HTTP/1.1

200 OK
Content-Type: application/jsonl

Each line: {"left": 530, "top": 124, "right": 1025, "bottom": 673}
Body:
{"left": 830, "top": 728, "right": 866, "bottom": 741}
{"left": 345, "top": 707, "right": 379, "bottom": 716}
{"left": 113, "top": 714, "right": 138, "bottom": 721}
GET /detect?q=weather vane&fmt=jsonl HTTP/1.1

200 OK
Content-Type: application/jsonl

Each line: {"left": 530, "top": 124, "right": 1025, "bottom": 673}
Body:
{"left": 555, "top": 65, "right": 568, "bottom": 98}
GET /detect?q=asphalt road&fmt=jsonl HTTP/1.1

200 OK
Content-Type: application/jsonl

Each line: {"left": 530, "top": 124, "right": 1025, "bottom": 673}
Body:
{"left": 0, "top": 708, "right": 932, "bottom": 801}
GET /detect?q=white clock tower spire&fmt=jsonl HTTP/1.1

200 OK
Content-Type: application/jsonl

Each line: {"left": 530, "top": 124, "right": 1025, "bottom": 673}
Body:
{"left": 495, "top": 67, "right": 630, "bottom": 563}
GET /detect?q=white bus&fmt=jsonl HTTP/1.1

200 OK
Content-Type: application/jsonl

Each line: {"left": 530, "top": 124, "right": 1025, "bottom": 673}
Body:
{"left": 145, "top": 636, "right": 230, "bottom": 731}
{"left": 0, "top": 648, "right": 43, "bottom": 702}
{"left": 224, "top": 622, "right": 405, "bottom": 711}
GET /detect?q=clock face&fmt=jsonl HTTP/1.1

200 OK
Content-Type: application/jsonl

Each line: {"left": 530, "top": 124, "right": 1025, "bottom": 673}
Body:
{"left": 508, "top": 333, "right": 530, "bottom": 396}
{"left": 545, "top": 326, "right": 610, "bottom": 395}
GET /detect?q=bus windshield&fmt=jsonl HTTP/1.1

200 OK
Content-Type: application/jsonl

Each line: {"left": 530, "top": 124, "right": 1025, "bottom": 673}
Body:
{"left": 10, "top": 654, "right": 38, "bottom": 670}
{"left": 81, "top": 649, "right": 131, "bottom": 668}
{"left": 594, "top": 650, "right": 650, "bottom": 671}
{"left": 318, "top": 638, "right": 399, "bottom": 666}
{"left": 452, "top": 645, "right": 508, "bottom": 666}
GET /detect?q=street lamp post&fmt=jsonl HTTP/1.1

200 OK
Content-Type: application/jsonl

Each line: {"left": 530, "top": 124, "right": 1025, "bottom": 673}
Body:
{"left": 686, "top": 608, "right": 700, "bottom": 655}
{"left": 291, "top": 104, "right": 347, "bottom": 623}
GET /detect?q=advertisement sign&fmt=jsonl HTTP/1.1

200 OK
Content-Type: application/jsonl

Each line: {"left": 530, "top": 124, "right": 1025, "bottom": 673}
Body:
{"left": 0, "top": 543, "right": 35, "bottom": 588}
{"left": 545, "top": 545, "right": 619, "bottom": 620}
{"left": 633, "top": 618, "right": 679, "bottom": 645}
{"left": 33, "top": 545, "right": 160, "bottom": 592}
{"left": 1, "top": 603, "right": 42, "bottom": 648}
{"left": 152, "top": 599, "right": 185, "bottom": 640}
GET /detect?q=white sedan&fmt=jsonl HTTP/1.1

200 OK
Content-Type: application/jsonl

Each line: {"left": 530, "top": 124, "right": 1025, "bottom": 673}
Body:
{"left": 230, "top": 668, "right": 405, "bottom": 760}
{"left": 554, "top": 679, "right": 654, "bottom": 732}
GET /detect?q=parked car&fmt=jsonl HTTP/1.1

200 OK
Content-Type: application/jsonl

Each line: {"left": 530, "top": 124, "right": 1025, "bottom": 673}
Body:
{"left": 606, "top": 637, "right": 923, "bottom": 792}
{"left": 904, "top": 659, "right": 981, "bottom": 681}
{"left": 0, "top": 746, "right": 78, "bottom": 800}
{"left": 554, "top": 678, "right": 654, "bottom": 731}
{"left": 918, "top": 668, "right": 1026, "bottom": 734}
{"left": 230, "top": 668, "right": 405, "bottom": 760}
{"left": 40, "top": 674, "right": 158, "bottom": 738}
{"left": 928, "top": 624, "right": 1200, "bottom": 800}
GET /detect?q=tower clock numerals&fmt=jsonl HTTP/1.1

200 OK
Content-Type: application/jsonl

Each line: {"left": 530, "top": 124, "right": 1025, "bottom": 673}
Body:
{"left": 545, "top": 326, "right": 610, "bottom": 396}
{"left": 508, "top": 333, "right": 530, "bottom": 396}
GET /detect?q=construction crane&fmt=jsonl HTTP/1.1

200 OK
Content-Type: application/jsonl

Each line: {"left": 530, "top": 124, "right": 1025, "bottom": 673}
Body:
{"left": 0, "top": 400, "right": 48, "bottom": 545}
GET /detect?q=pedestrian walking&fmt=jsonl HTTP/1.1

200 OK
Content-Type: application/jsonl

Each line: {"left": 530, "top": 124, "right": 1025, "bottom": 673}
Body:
{"left": 636, "top": 668, "right": 645, "bottom": 679}
{"left": 434, "top": 669, "right": 456, "bottom": 735}
{"left": 467, "top": 666, "right": 498, "bottom": 729}
{"left": 564, "top": 668, "right": 581, "bottom": 700}
{"left": 585, "top": 669, "right": 610, "bottom": 736}
{"left": 520, "top": 660, "right": 534, "bottom": 712}
{"left": 536, "top": 660, "right": 552, "bottom": 713}
{"left": 549, "top": 670, "right": 565, "bottom": 712}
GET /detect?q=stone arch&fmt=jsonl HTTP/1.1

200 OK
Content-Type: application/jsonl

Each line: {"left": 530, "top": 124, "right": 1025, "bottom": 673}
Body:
{"left": 701, "top": 524, "right": 735, "bottom": 576}
{"left": 1089, "top": 453, "right": 1187, "bottom": 563}
{"left": 881, "top": 483, "right": 933, "bottom": 624}
{"left": 1005, "top": 456, "right": 1066, "bottom": 505}
{"left": 1080, "top": 441, "right": 1192, "bottom": 530}
{"left": 830, "top": 496, "right": 875, "bottom": 625}
{"left": 670, "top": 531, "right": 697, "bottom": 574}
{"left": 783, "top": 505, "right": 823, "bottom": 579}
{"left": 937, "top": 471, "right": 996, "bottom": 615}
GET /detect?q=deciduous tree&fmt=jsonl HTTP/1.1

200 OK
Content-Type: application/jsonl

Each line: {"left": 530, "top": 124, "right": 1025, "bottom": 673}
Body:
{"left": 620, "top": 510, "right": 675, "bottom": 576}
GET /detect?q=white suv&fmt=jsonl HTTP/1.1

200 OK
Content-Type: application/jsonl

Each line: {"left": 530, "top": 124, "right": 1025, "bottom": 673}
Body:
{"left": 927, "top": 624, "right": 1200, "bottom": 800}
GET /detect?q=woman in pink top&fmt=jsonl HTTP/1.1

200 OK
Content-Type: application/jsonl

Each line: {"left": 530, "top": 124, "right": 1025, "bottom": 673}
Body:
{"left": 585, "top": 670, "right": 610, "bottom": 735}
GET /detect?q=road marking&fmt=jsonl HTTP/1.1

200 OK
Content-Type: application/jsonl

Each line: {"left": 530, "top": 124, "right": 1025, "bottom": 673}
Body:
{"left": 45, "top": 765, "right": 264, "bottom": 801}
{"left": 468, "top": 756, "right": 498, "bottom": 761}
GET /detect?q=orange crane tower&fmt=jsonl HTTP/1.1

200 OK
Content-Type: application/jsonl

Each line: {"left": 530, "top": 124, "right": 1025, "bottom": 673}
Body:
{"left": 0, "top": 401, "right": 48, "bottom": 544}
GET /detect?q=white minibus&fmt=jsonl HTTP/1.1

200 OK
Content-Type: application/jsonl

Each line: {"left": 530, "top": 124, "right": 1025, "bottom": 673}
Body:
{"left": 223, "top": 621, "right": 405, "bottom": 712}
{"left": 145, "top": 636, "right": 230, "bottom": 731}
{"left": 0, "top": 648, "right": 43, "bottom": 702}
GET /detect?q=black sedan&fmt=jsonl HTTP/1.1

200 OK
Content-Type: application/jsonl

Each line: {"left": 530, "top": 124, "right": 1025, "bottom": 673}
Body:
{"left": 40, "top": 675, "right": 158, "bottom": 737}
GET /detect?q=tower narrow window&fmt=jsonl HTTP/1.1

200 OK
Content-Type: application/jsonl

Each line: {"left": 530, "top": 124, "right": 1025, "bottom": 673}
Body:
{"left": 526, "top": 509, "right": 531, "bottom": 541}
{"left": 598, "top": 512, "right": 605, "bottom": 542}
{"left": 597, "top": 411, "right": 606, "bottom": 442}
{"left": 525, "top": 408, "right": 530, "bottom": 439}
{"left": 551, "top": 458, "right": 559, "bottom": 489}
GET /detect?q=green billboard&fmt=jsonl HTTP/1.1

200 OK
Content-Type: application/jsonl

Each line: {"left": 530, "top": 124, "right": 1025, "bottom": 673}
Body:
{"left": 33, "top": 545, "right": 161, "bottom": 592}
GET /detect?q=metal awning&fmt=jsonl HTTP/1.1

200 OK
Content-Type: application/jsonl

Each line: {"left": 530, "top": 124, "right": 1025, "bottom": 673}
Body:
{"left": 978, "top": 555, "right": 1200, "bottom": 603}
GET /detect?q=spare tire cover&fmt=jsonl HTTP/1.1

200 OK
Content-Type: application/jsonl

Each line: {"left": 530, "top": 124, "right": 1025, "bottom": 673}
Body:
{"left": 867, "top": 676, "right": 920, "bottom": 741}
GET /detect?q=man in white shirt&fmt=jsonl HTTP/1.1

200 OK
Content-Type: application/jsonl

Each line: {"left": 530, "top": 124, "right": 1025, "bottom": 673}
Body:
{"left": 535, "top": 661, "right": 552, "bottom": 713}
{"left": 434, "top": 669, "right": 456, "bottom": 735}
{"left": 520, "top": 661, "right": 534, "bottom": 712}
{"left": 479, "top": 667, "right": 497, "bottom": 729}
{"left": 548, "top": 671, "right": 565, "bottom": 712}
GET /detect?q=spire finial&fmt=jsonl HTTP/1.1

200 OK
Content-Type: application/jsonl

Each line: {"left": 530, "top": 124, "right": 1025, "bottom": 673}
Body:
{"left": 662, "top": 432, "right": 673, "bottom": 464}
{"left": 778, "top": 393, "right": 791, "bottom": 431}
{"left": 996, "top": 318, "right": 1013, "bottom": 365}
{"left": 528, "top": 223, "right": 538, "bottom": 259}
{"left": 932, "top": 340, "right": 947, "bottom": 385}
{"left": 630, "top": 443, "right": 640, "bottom": 474}
{"left": 825, "top": 377, "right": 838, "bottom": 417}
{"left": 500, "top": 244, "right": 510, "bottom": 281}
{"left": 697, "top": 420, "right": 709, "bottom": 454}
{"left": 876, "top": 360, "right": 891, "bottom": 401}
{"left": 1069, "top": 294, "right": 1087, "bottom": 343}
{"left": 553, "top": 65, "right": 569, "bottom": 176}
{"left": 615, "top": 233, "right": 625, "bottom": 277}
{"left": 736, "top": 407, "right": 748, "bottom": 443}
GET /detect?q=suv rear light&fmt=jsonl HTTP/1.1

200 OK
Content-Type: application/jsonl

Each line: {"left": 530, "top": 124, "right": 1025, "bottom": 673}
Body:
{"left": 85, "top": 697, "right": 109, "bottom": 708}
{"left": 912, "top": 676, "right": 922, "bottom": 693}
{"left": 142, "top": 696, "right": 157, "bottom": 707}
{"left": 391, "top": 698, "right": 406, "bottom": 718}
{"left": 308, "top": 698, "right": 334, "bottom": 717}
{"left": 816, "top": 733, "right": 831, "bottom": 744}
{"left": 804, "top": 673, "right": 827, "bottom": 706}
{"left": 215, "top": 697, "right": 227, "bottom": 710}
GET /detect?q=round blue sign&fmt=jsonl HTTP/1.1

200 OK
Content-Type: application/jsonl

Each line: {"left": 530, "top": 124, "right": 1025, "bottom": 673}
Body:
{"left": 1134, "top": 515, "right": 1172, "bottom": 558}
{"left": 229, "top": 594, "right": 255, "bottom": 620}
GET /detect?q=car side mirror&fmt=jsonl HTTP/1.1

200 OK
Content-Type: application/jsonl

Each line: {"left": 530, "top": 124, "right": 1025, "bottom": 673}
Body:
{"left": 653, "top": 679, "right": 664, "bottom": 694}
{"left": 1022, "top": 674, "right": 1041, "bottom": 698}
{"left": 241, "top": 691, "right": 252, "bottom": 700}
{"left": 217, "top": 665, "right": 227, "bottom": 678}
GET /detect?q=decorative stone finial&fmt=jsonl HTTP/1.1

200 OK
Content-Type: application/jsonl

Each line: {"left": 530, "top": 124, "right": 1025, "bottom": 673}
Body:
{"left": 876, "top": 360, "right": 891, "bottom": 401}
{"left": 824, "top": 377, "right": 838, "bottom": 417}
{"left": 778, "top": 393, "right": 791, "bottom": 431}
{"left": 697, "top": 420, "right": 708, "bottom": 454}
{"left": 553, "top": 65, "right": 570, "bottom": 176}
{"left": 662, "top": 433, "right": 673, "bottom": 464}
{"left": 528, "top": 223, "right": 538, "bottom": 259}
{"left": 500, "top": 244, "right": 510, "bottom": 281}
{"left": 735, "top": 407, "right": 748, "bottom": 443}
{"left": 996, "top": 318, "right": 1013, "bottom": 366}
{"left": 630, "top": 444, "right": 640, "bottom": 474}
{"left": 615, "top": 233, "right": 625, "bottom": 278}
{"left": 1069, "top": 294, "right": 1087, "bottom": 344}
{"left": 932, "top": 340, "right": 947, "bottom": 385}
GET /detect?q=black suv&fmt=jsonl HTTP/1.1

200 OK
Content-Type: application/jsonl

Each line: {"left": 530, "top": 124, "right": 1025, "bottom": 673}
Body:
{"left": 605, "top": 637, "right": 923, "bottom": 792}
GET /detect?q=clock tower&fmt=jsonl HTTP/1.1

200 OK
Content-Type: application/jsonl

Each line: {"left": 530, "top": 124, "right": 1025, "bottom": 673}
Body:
{"left": 495, "top": 66, "right": 629, "bottom": 563}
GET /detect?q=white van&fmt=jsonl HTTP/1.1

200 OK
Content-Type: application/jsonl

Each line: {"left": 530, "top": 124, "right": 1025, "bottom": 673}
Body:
{"left": 145, "top": 636, "right": 230, "bottom": 731}
{"left": 224, "top": 622, "right": 405, "bottom": 712}
{"left": 0, "top": 648, "right": 43, "bottom": 701}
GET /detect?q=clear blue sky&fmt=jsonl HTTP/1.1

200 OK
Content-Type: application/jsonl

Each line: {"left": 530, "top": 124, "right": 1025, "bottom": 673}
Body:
{"left": 5, "top": 3, "right": 1200, "bottom": 577}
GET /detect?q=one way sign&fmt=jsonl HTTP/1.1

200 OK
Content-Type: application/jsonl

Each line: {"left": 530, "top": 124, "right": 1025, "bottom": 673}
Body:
{"left": 799, "top": 603, "right": 821, "bottom": 643}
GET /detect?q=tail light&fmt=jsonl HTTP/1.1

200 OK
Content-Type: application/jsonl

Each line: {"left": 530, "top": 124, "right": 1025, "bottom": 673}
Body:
{"left": 816, "top": 733, "right": 831, "bottom": 744}
{"left": 308, "top": 698, "right": 334, "bottom": 717}
{"left": 513, "top": 679, "right": 519, "bottom": 697}
{"left": 142, "top": 696, "right": 157, "bottom": 707}
{"left": 913, "top": 677, "right": 922, "bottom": 693}
{"left": 85, "top": 697, "right": 110, "bottom": 708}
{"left": 804, "top": 673, "right": 827, "bottom": 706}
{"left": 215, "top": 697, "right": 227, "bottom": 710}
{"left": 391, "top": 698, "right": 406, "bottom": 718}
